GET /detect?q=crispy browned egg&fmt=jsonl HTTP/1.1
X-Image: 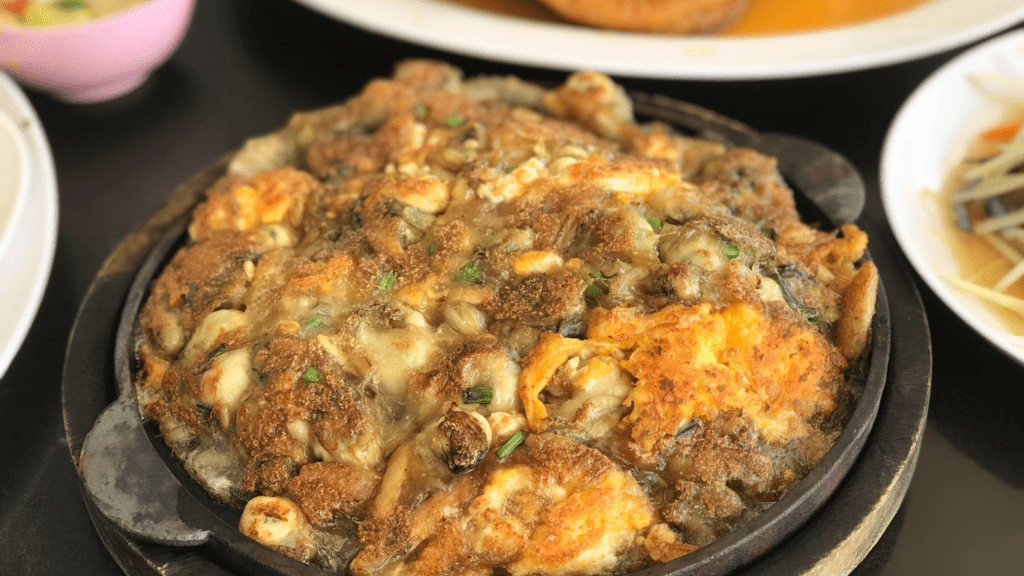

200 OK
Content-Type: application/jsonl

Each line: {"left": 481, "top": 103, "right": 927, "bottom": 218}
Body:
{"left": 136, "top": 60, "right": 876, "bottom": 574}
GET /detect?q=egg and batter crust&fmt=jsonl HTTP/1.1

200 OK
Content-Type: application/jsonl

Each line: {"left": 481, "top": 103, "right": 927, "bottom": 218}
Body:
{"left": 136, "top": 60, "right": 877, "bottom": 574}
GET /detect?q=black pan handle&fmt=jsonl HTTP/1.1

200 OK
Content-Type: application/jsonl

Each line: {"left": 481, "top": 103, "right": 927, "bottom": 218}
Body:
{"left": 80, "top": 393, "right": 214, "bottom": 547}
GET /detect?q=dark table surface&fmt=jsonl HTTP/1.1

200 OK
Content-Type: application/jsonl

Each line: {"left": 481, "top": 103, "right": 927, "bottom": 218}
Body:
{"left": 2, "top": 1, "right": 1023, "bottom": 574}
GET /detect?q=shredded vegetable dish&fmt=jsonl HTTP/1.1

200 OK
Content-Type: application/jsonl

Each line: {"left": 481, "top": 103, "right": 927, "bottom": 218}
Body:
{"left": 134, "top": 61, "right": 878, "bottom": 575}
{"left": 944, "top": 72, "right": 1024, "bottom": 329}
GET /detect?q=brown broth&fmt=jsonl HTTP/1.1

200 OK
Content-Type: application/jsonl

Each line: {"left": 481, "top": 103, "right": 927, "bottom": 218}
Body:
{"left": 437, "top": 0, "right": 931, "bottom": 35}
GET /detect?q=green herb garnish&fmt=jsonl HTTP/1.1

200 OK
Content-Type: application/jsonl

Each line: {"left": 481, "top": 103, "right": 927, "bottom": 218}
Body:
{"left": 463, "top": 386, "right": 494, "bottom": 405}
{"left": 301, "top": 315, "right": 324, "bottom": 330}
{"left": 301, "top": 366, "right": 322, "bottom": 383}
{"left": 252, "top": 367, "right": 267, "bottom": 384}
{"left": 761, "top": 227, "right": 774, "bottom": 240}
{"left": 206, "top": 343, "right": 229, "bottom": 360}
{"left": 454, "top": 261, "right": 483, "bottom": 283}
{"left": 585, "top": 268, "right": 610, "bottom": 297}
{"left": 495, "top": 431, "right": 526, "bottom": 459}
{"left": 414, "top": 103, "right": 428, "bottom": 120}
{"left": 724, "top": 244, "right": 741, "bottom": 259}
{"left": 801, "top": 309, "right": 820, "bottom": 325}
{"left": 428, "top": 244, "right": 437, "bottom": 254}
{"left": 645, "top": 216, "right": 663, "bottom": 233}
{"left": 379, "top": 270, "right": 398, "bottom": 291}
{"left": 56, "top": 0, "right": 86, "bottom": 10}
{"left": 446, "top": 114, "right": 465, "bottom": 128}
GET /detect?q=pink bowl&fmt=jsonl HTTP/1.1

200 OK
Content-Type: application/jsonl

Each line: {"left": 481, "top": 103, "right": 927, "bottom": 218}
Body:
{"left": 0, "top": 0, "right": 195, "bottom": 103}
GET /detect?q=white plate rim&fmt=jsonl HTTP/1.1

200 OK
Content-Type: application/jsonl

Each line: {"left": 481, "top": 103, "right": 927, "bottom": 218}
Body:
{"left": 880, "top": 28, "right": 1024, "bottom": 367}
{"left": 0, "top": 71, "right": 58, "bottom": 379}
{"left": 292, "top": 0, "right": 1024, "bottom": 80}
{"left": 0, "top": 103, "right": 30, "bottom": 262}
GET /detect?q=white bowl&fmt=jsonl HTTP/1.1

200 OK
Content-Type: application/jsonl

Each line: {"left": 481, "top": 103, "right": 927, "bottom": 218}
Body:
{"left": 0, "top": 106, "right": 29, "bottom": 261}
{"left": 880, "top": 29, "right": 1024, "bottom": 366}
{"left": 0, "top": 71, "right": 57, "bottom": 379}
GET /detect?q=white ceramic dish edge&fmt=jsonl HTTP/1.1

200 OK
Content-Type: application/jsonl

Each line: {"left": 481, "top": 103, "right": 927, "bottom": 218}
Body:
{"left": 0, "top": 104, "right": 30, "bottom": 262}
{"left": 0, "top": 72, "right": 58, "bottom": 379}
{"left": 881, "top": 29, "right": 1024, "bottom": 367}
{"left": 292, "top": 0, "right": 1024, "bottom": 80}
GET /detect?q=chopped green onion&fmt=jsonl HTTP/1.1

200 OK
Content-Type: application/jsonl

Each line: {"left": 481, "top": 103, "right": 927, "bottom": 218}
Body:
{"left": 585, "top": 269, "right": 610, "bottom": 297}
{"left": 645, "top": 216, "right": 663, "bottom": 233}
{"left": 379, "top": 270, "right": 398, "bottom": 291}
{"left": 761, "top": 227, "right": 774, "bottom": 240}
{"left": 56, "top": 0, "right": 86, "bottom": 10}
{"left": 206, "top": 343, "right": 229, "bottom": 360}
{"left": 495, "top": 431, "right": 526, "bottom": 459}
{"left": 454, "top": 261, "right": 483, "bottom": 283}
{"left": 414, "top": 103, "right": 427, "bottom": 120}
{"left": 801, "top": 309, "right": 820, "bottom": 324}
{"left": 446, "top": 114, "right": 465, "bottom": 128}
{"left": 463, "top": 386, "right": 494, "bottom": 405}
{"left": 301, "top": 366, "right": 322, "bottom": 383}
{"left": 505, "top": 165, "right": 516, "bottom": 173}
{"left": 301, "top": 315, "right": 324, "bottom": 330}
{"left": 428, "top": 244, "right": 438, "bottom": 254}
{"left": 724, "top": 244, "right": 741, "bottom": 259}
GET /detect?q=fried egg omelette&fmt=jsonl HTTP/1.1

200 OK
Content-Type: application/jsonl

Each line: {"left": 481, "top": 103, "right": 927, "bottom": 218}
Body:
{"left": 134, "top": 60, "right": 878, "bottom": 575}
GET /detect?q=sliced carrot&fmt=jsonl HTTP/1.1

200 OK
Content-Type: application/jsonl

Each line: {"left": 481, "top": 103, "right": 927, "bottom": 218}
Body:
{"left": 1, "top": 1, "right": 29, "bottom": 15}
{"left": 982, "top": 121, "right": 1022, "bottom": 141}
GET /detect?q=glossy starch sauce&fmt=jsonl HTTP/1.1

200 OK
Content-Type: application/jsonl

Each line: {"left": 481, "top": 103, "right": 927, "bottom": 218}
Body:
{"left": 725, "top": 0, "right": 929, "bottom": 35}
{"left": 441, "top": 0, "right": 931, "bottom": 34}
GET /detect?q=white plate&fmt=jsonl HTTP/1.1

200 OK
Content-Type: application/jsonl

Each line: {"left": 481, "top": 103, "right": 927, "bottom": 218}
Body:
{"left": 292, "top": 0, "right": 1024, "bottom": 79}
{"left": 881, "top": 29, "right": 1024, "bottom": 366}
{"left": 0, "top": 72, "right": 58, "bottom": 379}
{"left": 0, "top": 103, "right": 29, "bottom": 261}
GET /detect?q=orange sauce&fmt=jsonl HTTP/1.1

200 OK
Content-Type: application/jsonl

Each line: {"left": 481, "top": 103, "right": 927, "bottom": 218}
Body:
{"left": 439, "top": 0, "right": 931, "bottom": 35}
{"left": 725, "top": 0, "right": 931, "bottom": 36}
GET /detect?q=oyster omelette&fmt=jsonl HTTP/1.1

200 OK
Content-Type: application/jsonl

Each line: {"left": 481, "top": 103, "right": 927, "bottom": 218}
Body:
{"left": 134, "top": 60, "right": 878, "bottom": 575}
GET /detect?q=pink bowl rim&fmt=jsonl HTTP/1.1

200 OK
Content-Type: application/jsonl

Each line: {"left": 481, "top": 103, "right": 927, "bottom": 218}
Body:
{"left": 0, "top": 0, "right": 196, "bottom": 102}
{"left": 0, "top": 0, "right": 195, "bottom": 37}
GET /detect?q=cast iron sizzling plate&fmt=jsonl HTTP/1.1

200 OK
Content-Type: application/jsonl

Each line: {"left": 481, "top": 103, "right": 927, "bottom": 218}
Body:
{"left": 66, "top": 91, "right": 892, "bottom": 576}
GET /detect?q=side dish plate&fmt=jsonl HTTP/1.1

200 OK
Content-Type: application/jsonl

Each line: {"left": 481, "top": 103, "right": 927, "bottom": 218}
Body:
{"left": 292, "top": 0, "right": 1024, "bottom": 79}
{"left": 881, "top": 29, "right": 1024, "bottom": 368}
{"left": 0, "top": 72, "right": 58, "bottom": 379}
